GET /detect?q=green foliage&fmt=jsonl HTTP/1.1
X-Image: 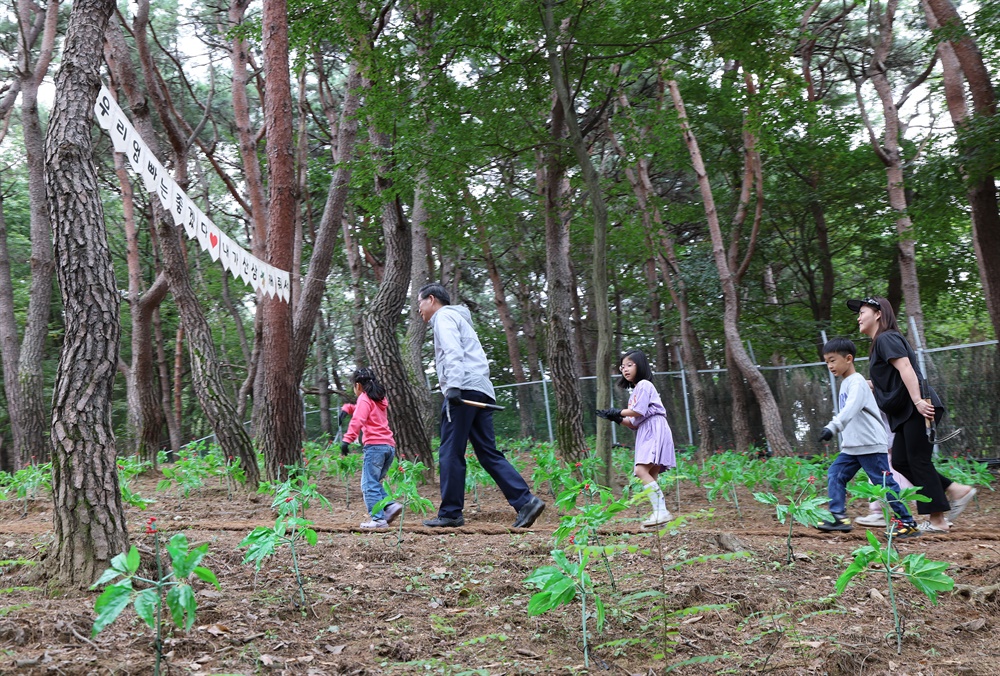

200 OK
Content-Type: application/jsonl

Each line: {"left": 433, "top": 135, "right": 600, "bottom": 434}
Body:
{"left": 91, "top": 531, "right": 219, "bottom": 637}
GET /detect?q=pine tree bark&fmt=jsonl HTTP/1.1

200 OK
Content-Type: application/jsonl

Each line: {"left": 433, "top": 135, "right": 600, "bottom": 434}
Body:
{"left": 542, "top": 92, "right": 588, "bottom": 462}
{"left": 44, "top": 0, "right": 129, "bottom": 588}
{"left": 257, "top": 0, "right": 303, "bottom": 481}
{"left": 363, "top": 129, "right": 433, "bottom": 466}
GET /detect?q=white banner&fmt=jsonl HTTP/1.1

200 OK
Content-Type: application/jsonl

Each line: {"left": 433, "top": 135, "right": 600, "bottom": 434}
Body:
{"left": 93, "top": 84, "right": 289, "bottom": 302}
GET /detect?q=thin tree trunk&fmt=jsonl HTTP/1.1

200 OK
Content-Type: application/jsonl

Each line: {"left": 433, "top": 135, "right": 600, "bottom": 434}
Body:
{"left": 44, "top": 0, "right": 128, "bottom": 588}
{"left": 363, "top": 128, "right": 433, "bottom": 466}
{"left": 609, "top": 81, "right": 714, "bottom": 455}
{"left": 853, "top": 0, "right": 930, "bottom": 344}
{"left": 467, "top": 186, "right": 534, "bottom": 440}
{"left": 541, "top": 92, "right": 588, "bottom": 462}
{"left": 153, "top": 307, "right": 181, "bottom": 454}
{"left": 543, "top": 0, "right": 612, "bottom": 475}
{"left": 666, "top": 77, "right": 792, "bottom": 456}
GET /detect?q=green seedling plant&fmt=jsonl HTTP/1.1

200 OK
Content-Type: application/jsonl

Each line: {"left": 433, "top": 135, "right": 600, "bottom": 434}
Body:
{"left": 464, "top": 452, "right": 491, "bottom": 512}
{"left": 703, "top": 458, "right": 743, "bottom": 516}
{"left": 937, "top": 455, "right": 993, "bottom": 492}
{"left": 836, "top": 481, "right": 953, "bottom": 654}
{"left": 373, "top": 459, "right": 434, "bottom": 552}
{"left": 91, "top": 518, "right": 219, "bottom": 676}
{"left": 116, "top": 455, "right": 155, "bottom": 510}
{"left": 530, "top": 442, "right": 576, "bottom": 500}
{"left": 524, "top": 547, "right": 605, "bottom": 669}
{"left": 331, "top": 453, "right": 363, "bottom": 509}
{"left": 754, "top": 475, "right": 831, "bottom": 565}
{"left": 156, "top": 453, "right": 208, "bottom": 509}
{"left": 4, "top": 462, "right": 52, "bottom": 517}
{"left": 240, "top": 476, "right": 325, "bottom": 606}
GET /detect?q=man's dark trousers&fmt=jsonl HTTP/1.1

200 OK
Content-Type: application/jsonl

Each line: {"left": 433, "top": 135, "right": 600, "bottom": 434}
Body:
{"left": 436, "top": 389, "right": 532, "bottom": 520}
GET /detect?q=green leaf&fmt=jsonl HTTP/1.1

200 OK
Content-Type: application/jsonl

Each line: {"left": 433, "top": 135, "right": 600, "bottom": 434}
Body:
{"left": 124, "top": 546, "right": 141, "bottom": 575}
{"left": 166, "top": 533, "right": 191, "bottom": 575}
{"left": 133, "top": 588, "right": 159, "bottom": 630}
{"left": 193, "top": 567, "right": 220, "bottom": 590}
{"left": 91, "top": 584, "right": 134, "bottom": 637}
{"left": 595, "top": 594, "right": 606, "bottom": 633}
{"left": 91, "top": 566, "right": 123, "bottom": 589}
{"left": 901, "top": 553, "right": 954, "bottom": 603}
{"left": 303, "top": 529, "right": 318, "bottom": 546}
{"left": 166, "top": 583, "right": 197, "bottom": 631}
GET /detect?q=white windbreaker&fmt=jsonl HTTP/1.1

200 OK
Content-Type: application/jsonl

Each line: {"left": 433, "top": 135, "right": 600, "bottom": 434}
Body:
{"left": 429, "top": 305, "right": 495, "bottom": 400}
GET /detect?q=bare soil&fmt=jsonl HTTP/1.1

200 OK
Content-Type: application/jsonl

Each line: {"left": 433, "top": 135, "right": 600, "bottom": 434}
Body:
{"left": 2, "top": 460, "right": 999, "bottom": 676}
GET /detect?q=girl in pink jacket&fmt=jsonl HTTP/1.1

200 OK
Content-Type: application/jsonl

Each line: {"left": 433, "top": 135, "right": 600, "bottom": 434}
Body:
{"left": 340, "top": 368, "right": 402, "bottom": 529}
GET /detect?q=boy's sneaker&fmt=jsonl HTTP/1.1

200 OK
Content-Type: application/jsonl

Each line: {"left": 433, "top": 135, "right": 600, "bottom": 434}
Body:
{"left": 888, "top": 519, "right": 921, "bottom": 539}
{"left": 855, "top": 512, "right": 886, "bottom": 527}
{"left": 360, "top": 518, "right": 388, "bottom": 530}
{"left": 816, "top": 515, "right": 852, "bottom": 532}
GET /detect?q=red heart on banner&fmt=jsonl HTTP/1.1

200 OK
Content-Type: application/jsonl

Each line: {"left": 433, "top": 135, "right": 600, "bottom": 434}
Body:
{"left": 210, "top": 233, "right": 218, "bottom": 249}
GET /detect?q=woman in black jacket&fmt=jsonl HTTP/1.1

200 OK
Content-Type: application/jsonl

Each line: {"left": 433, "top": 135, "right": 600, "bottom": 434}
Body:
{"left": 849, "top": 296, "right": 976, "bottom": 533}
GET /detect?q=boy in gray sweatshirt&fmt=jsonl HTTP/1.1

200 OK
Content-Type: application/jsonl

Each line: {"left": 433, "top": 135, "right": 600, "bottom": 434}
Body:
{"left": 816, "top": 338, "right": 919, "bottom": 538}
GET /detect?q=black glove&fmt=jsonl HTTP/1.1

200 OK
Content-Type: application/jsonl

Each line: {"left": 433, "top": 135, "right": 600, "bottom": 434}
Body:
{"left": 340, "top": 441, "right": 351, "bottom": 456}
{"left": 445, "top": 388, "right": 463, "bottom": 406}
{"left": 338, "top": 409, "right": 348, "bottom": 427}
{"left": 596, "top": 408, "right": 624, "bottom": 424}
{"left": 818, "top": 427, "right": 834, "bottom": 442}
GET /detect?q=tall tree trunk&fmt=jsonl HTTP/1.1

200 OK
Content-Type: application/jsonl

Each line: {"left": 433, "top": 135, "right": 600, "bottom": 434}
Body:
{"left": 13, "top": 0, "right": 58, "bottom": 468}
{"left": 153, "top": 306, "right": 182, "bottom": 453}
{"left": 401, "top": 5, "right": 436, "bottom": 442}
{"left": 314, "top": 313, "right": 332, "bottom": 438}
{"left": 543, "top": 0, "right": 612, "bottom": 477}
{"left": 645, "top": 258, "right": 669, "bottom": 371}
{"left": 924, "top": 0, "right": 1000, "bottom": 342}
{"left": 666, "top": 78, "right": 793, "bottom": 456}
{"left": 0, "top": 201, "right": 26, "bottom": 464}
{"left": 257, "top": 0, "right": 303, "bottom": 481}
{"left": 44, "top": 0, "right": 128, "bottom": 588}
{"left": 363, "top": 129, "right": 433, "bottom": 466}
{"left": 542, "top": 94, "right": 588, "bottom": 462}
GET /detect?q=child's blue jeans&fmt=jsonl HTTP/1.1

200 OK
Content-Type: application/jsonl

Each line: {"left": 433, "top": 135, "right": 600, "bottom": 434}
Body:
{"left": 361, "top": 444, "right": 396, "bottom": 519}
{"left": 827, "top": 452, "right": 913, "bottom": 521}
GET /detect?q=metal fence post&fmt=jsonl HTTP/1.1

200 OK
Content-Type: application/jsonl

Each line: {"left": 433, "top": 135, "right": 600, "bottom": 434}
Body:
{"left": 821, "top": 330, "right": 839, "bottom": 414}
{"left": 680, "top": 367, "right": 693, "bottom": 446}
{"left": 540, "top": 359, "right": 554, "bottom": 443}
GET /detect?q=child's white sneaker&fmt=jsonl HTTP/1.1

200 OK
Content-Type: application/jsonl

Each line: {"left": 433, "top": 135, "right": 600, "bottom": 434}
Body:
{"left": 360, "top": 518, "right": 388, "bottom": 530}
{"left": 642, "top": 509, "right": 673, "bottom": 528}
{"left": 855, "top": 512, "right": 886, "bottom": 527}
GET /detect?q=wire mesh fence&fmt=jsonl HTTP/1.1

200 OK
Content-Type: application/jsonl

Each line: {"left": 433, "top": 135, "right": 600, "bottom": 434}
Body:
{"left": 187, "top": 338, "right": 998, "bottom": 460}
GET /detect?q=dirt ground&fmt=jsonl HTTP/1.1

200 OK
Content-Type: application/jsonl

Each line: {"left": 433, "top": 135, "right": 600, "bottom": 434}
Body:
{"left": 1, "top": 457, "right": 999, "bottom": 676}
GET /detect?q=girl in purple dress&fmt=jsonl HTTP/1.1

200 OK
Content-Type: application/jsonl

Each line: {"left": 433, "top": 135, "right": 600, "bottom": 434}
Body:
{"left": 601, "top": 349, "right": 677, "bottom": 527}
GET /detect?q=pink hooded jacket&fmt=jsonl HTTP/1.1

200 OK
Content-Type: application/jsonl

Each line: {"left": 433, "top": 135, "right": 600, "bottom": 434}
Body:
{"left": 341, "top": 393, "right": 395, "bottom": 447}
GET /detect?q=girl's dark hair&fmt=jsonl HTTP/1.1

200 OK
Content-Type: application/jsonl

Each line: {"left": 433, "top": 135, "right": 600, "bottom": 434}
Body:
{"left": 616, "top": 349, "right": 654, "bottom": 389}
{"left": 352, "top": 367, "right": 386, "bottom": 401}
{"left": 870, "top": 296, "right": 899, "bottom": 337}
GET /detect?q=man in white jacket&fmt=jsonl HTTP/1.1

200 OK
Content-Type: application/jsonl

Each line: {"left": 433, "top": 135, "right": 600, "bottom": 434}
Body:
{"left": 816, "top": 337, "right": 919, "bottom": 538}
{"left": 417, "top": 283, "right": 545, "bottom": 529}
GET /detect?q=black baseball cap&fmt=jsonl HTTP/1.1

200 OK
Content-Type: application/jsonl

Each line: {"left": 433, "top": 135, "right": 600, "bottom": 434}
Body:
{"left": 846, "top": 297, "right": 883, "bottom": 313}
